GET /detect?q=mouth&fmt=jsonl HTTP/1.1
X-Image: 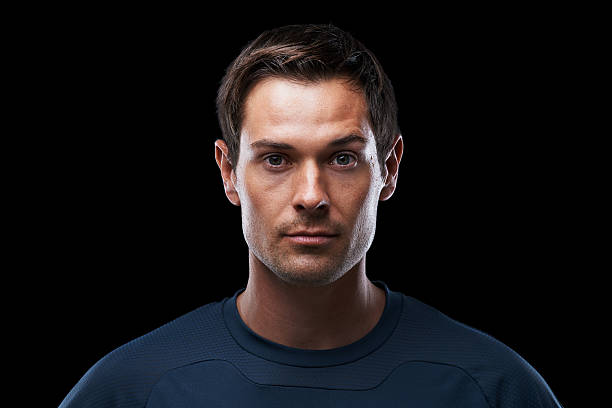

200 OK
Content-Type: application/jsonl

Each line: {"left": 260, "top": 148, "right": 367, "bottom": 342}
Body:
{"left": 283, "top": 230, "right": 339, "bottom": 246}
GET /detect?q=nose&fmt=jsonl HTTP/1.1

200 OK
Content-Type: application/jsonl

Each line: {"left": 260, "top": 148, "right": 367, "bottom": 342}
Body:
{"left": 292, "top": 160, "right": 330, "bottom": 212}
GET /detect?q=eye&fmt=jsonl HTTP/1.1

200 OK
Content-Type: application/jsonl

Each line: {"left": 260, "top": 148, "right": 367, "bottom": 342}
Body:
{"left": 264, "top": 154, "right": 286, "bottom": 167}
{"left": 332, "top": 153, "right": 357, "bottom": 167}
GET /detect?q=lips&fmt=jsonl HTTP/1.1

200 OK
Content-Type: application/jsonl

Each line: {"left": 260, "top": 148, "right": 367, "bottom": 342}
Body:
{"left": 284, "top": 230, "right": 339, "bottom": 246}
{"left": 285, "top": 230, "right": 338, "bottom": 237}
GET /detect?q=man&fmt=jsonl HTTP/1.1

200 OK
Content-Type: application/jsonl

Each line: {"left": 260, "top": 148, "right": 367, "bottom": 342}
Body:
{"left": 60, "top": 24, "right": 562, "bottom": 407}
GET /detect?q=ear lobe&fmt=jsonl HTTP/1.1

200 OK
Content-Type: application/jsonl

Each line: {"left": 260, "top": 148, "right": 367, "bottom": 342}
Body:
{"left": 379, "top": 134, "right": 403, "bottom": 201}
{"left": 215, "top": 139, "right": 241, "bottom": 207}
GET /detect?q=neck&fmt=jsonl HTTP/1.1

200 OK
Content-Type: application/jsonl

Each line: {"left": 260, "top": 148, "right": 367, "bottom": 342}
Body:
{"left": 236, "top": 252, "right": 386, "bottom": 350}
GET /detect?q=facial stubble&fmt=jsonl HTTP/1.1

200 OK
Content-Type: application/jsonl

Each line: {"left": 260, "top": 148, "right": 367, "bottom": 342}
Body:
{"left": 243, "top": 202, "right": 379, "bottom": 288}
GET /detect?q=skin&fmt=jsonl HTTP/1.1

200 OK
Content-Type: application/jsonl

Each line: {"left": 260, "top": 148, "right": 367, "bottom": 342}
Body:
{"left": 215, "top": 77, "right": 403, "bottom": 350}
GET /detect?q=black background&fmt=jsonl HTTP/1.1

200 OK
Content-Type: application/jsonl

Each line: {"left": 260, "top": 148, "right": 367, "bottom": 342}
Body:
{"left": 29, "top": 6, "right": 584, "bottom": 407}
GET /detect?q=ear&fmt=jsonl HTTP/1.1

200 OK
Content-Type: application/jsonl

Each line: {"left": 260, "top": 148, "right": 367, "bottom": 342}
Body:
{"left": 379, "top": 134, "right": 403, "bottom": 201}
{"left": 215, "top": 139, "right": 241, "bottom": 206}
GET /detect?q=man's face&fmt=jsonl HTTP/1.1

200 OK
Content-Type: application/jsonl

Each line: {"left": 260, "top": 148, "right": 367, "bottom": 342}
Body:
{"left": 225, "top": 78, "right": 388, "bottom": 287}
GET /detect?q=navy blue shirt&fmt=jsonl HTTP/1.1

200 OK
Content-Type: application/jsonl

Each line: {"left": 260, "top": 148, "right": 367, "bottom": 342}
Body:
{"left": 60, "top": 282, "right": 561, "bottom": 407}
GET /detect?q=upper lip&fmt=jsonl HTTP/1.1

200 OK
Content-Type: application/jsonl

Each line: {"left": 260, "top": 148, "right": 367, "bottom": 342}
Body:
{"left": 285, "top": 230, "right": 338, "bottom": 236}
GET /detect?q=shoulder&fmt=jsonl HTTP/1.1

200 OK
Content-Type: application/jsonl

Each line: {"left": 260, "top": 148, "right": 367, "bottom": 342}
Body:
{"left": 395, "top": 293, "right": 562, "bottom": 408}
{"left": 60, "top": 299, "right": 230, "bottom": 408}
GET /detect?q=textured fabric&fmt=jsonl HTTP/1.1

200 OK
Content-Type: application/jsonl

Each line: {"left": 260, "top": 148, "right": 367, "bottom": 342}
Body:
{"left": 60, "top": 282, "right": 562, "bottom": 407}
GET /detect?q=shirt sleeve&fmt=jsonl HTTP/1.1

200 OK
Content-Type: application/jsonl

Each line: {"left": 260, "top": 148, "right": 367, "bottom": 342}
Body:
{"left": 59, "top": 351, "right": 154, "bottom": 408}
{"left": 478, "top": 347, "right": 564, "bottom": 408}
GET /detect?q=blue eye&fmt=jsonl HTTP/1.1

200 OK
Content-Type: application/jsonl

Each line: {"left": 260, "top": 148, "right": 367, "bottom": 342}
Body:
{"left": 333, "top": 154, "right": 356, "bottom": 166}
{"left": 266, "top": 155, "right": 285, "bottom": 166}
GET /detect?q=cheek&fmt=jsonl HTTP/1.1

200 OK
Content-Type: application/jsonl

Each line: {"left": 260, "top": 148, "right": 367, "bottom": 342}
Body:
{"left": 356, "top": 185, "right": 381, "bottom": 226}
{"left": 332, "top": 173, "right": 381, "bottom": 229}
{"left": 239, "top": 170, "right": 286, "bottom": 232}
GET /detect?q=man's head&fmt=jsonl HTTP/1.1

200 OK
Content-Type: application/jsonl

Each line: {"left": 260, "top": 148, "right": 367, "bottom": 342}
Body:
{"left": 216, "top": 24, "right": 400, "bottom": 174}
{"left": 215, "top": 24, "right": 402, "bottom": 287}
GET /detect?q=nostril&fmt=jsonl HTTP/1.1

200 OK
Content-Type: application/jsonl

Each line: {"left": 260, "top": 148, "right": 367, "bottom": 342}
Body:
{"left": 315, "top": 201, "right": 329, "bottom": 210}
{"left": 294, "top": 199, "right": 329, "bottom": 212}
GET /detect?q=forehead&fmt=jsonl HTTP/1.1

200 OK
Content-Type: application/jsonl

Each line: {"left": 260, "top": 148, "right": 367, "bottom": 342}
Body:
{"left": 241, "top": 77, "right": 372, "bottom": 147}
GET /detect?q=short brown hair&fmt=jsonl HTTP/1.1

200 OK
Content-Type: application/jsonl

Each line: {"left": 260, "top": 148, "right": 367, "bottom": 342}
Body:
{"left": 216, "top": 24, "right": 400, "bottom": 173}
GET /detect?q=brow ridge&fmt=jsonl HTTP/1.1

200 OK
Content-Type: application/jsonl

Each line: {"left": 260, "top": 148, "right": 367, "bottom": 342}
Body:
{"left": 250, "top": 134, "right": 367, "bottom": 150}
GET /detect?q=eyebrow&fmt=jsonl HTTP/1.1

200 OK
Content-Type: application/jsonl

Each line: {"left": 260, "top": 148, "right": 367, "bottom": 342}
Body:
{"left": 250, "top": 134, "right": 368, "bottom": 150}
{"left": 328, "top": 134, "right": 368, "bottom": 147}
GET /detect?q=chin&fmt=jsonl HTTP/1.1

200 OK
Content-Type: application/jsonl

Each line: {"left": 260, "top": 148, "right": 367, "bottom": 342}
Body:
{"left": 274, "top": 272, "right": 341, "bottom": 288}
{"left": 270, "top": 256, "right": 354, "bottom": 288}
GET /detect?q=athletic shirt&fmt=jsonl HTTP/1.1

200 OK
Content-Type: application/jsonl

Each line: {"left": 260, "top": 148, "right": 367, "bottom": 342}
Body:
{"left": 59, "top": 281, "right": 562, "bottom": 407}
